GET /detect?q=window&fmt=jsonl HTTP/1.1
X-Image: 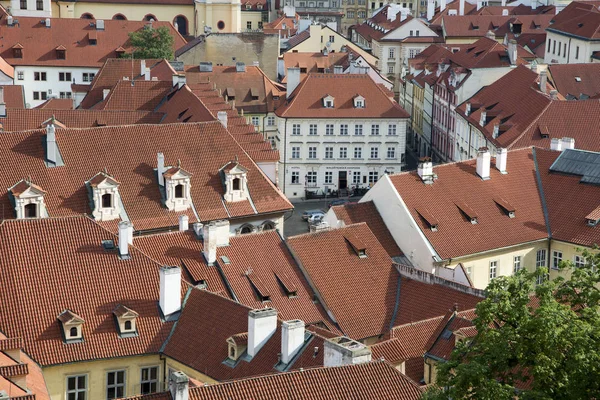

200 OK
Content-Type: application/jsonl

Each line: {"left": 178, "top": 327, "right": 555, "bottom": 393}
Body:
{"left": 69, "top": 326, "right": 78, "bottom": 337}
{"left": 34, "top": 72, "right": 47, "bottom": 81}
{"left": 352, "top": 171, "right": 361, "bottom": 184}
{"left": 232, "top": 178, "right": 241, "bottom": 190}
{"left": 291, "top": 147, "right": 300, "bottom": 159}
{"left": 67, "top": 375, "right": 87, "bottom": 400}
{"left": 388, "top": 124, "right": 397, "bottom": 135}
{"left": 371, "top": 125, "right": 379, "bottom": 135}
{"left": 339, "top": 147, "right": 347, "bottom": 158}
{"left": 574, "top": 255, "right": 586, "bottom": 268}
{"left": 552, "top": 40, "right": 556, "bottom": 55}
{"left": 563, "top": 42, "right": 567, "bottom": 57}
{"left": 329, "top": 35, "right": 335, "bottom": 43}
{"left": 247, "top": 21, "right": 252, "bottom": 30}
{"left": 325, "top": 124, "right": 334, "bottom": 135}
{"left": 33, "top": 92, "right": 47, "bottom": 101}
{"left": 291, "top": 171, "right": 300, "bottom": 184}
{"left": 251, "top": 116, "right": 259, "bottom": 126}
{"left": 489, "top": 261, "right": 498, "bottom": 280}
{"left": 57, "top": 49, "right": 66, "bottom": 60}
{"left": 41, "top": 92, "right": 47, "bottom": 100}
{"left": 292, "top": 124, "right": 301, "bottom": 135}
{"left": 308, "top": 146, "right": 317, "bottom": 159}
{"left": 174, "top": 184, "right": 184, "bottom": 198}
{"left": 370, "top": 147, "right": 379, "bottom": 159}
{"left": 258, "top": 21, "right": 263, "bottom": 29}
{"left": 325, "top": 147, "right": 333, "bottom": 159}
{"left": 17, "top": 71, "right": 24, "bottom": 80}
{"left": 107, "top": 371, "right": 126, "bottom": 399}
{"left": 368, "top": 171, "right": 378, "bottom": 183}
{"left": 82, "top": 73, "right": 95, "bottom": 82}
{"left": 513, "top": 256, "right": 522, "bottom": 273}
{"left": 354, "top": 147, "right": 362, "bottom": 159}
{"left": 33, "top": 92, "right": 40, "bottom": 101}
{"left": 552, "top": 251, "right": 562, "bottom": 270}
{"left": 60, "top": 92, "right": 72, "bottom": 99}
{"left": 36, "top": 0, "right": 43, "bottom": 10}
{"left": 576, "top": 46, "right": 580, "bottom": 59}
{"left": 306, "top": 171, "right": 317, "bottom": 184}
{"left": 387, "top": 147, "right": 396, "bottom": 159}
{"left": 140, "top": 367, "right": 159, "bottom": 394}
{"left": 20, "top": 0, "right": 26, "bottom": 8}
{"left": 340, "top": 124, "right": 348, "bottom": 135}
{"left": 325, "top": 171, "right": 333, "bottom": 184}
{"left": 102, "top": 194, "right": 112, "bottom": 208}
{"left": 358, "top": 11, "right": 366, "bottom": 18}
{"left": 348, "top": 10, "right": 354, "bottom": 18}
{"left": 354, "top": 124, "right": 363, "bottom": 135}
{"left": 355, "top": 99, "right": 364, "bottom": 108}
{"left": 124, "top": 320, "right": 132, "bottom": 330}
{"left": 547, "top": 38, "right": 551, "bottom": 51}
{"left": 388, "top": 65, "right": 395, "bottom": 74}
{"left": 388, "top": 48, "right": 395, "bottom": 59}
{"left": 267, "top": 116, "right": 275, "bottom": 126}
{"left": 416, "top": 30, "right": 420, "bottom": 36}
{"left": 59, "top": 72, "right": 72, "bottom": 82}
{"left": 309, "top": 124, "right": 318, "bottom": 135}
{"left": 536, "top": 249, "right": 546, "bottom": 284}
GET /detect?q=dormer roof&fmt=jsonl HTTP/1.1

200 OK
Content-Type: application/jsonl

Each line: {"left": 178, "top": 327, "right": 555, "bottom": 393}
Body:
{"left": 57, "top": 309, "right": 84, "bottom": 325}
{"left": 163, "top": 161, "right": 193, "bottom": 179}
{"left": 9, "top": 179, "right": 46, "bottom": 197}
{"left": 113, "top": 304, "right": 139, "bottom": 319}
{"left": 88, "top": 170, "right": 120, "bottom": 187}
{"left": 221, "top": 160, "right": 248, "bottom": 174}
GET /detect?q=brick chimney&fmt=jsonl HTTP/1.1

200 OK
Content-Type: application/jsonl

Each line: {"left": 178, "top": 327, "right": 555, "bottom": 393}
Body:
{"left": 247, "top": 308, "right": 277, "bottom": 358}
{"left": 476, "top": 147, "right": 491, "bottom": 180}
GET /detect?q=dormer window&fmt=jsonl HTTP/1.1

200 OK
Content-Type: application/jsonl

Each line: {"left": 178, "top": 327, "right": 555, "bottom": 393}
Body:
{"left": 353, "top": 95, "right": 365, "bottom": 108}
{"left": 323, "top": 94, "right": 334, "bottom": 108}
{"left": 220, "top": 159, "right": 249, "bottom": 203}
{"left": 163, "top": 160, "right": 193, "bottom": 211}
{"left": 9, "top": 178, "right": 47, "bottom": 219}
{"left": 12, "top": 44, "right": 23, "bottom": 59}
{"left": 113, "top": 304, "right": 139, "bottom": 338}
{"left": 257, "top": 3, "right": 263, "bottom": 8}
{"left": 58, "top": 310, "right": 84, "bottom": 343}
{"left": 87, "top": 171, "right": 121, "bottom": 221}
{"left": 585, "top": 206, "right": 600, "bottom": 227}
{"left": 56, "top": 45, "right": 66, "bottom": 60}
{"left": 344, "top": 233, "right": 367, "bottom": 258}
{"left": 226, "top": 333, "right": 248, "bottom": 362}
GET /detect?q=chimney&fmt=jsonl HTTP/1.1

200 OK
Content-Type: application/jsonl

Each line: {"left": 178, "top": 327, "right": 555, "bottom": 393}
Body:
{"left": 157, "top": 152, "right": 165, "bottom": 186}
{"left": 253, "top": 61, "right": 260, "bottom": 67}
{"left": 0, "top": 391, "right": 8, "bottom": 400}
{"left": 476, "top": 147, "right": 491, "bottom": 180}
{"left": 324, "top": 337, "right": 372, "bottom": 367}
{"left": 502, "top": 8, "right": 509, "bottom": 15}
{"left": 496, "top": 148, "right": 507, "bottom": 174}
{"left": 217, "top": 111, "right": 228, "bottom": 128}
{"left": 561, "top": 137, "right": 575, "bottom": 150}
{"left": 479, "top": 111, "right": 487, "bottom": 126}
{"left": 400, "top": 9, "right": 408, "bottom": 21}
{"left": 96, "top": 20, "right": 105, "bottom": 30}
{"left": 539, "top": 70, "right": 547, "bottom": 94}
{"left": 501, "top": 0, "right": 506, "bottom": 5}
{"left": 118, "top": 221, "right": 131, "bottom": 259}
{"left": 417, "top": 157, "right": 434, "bottom": 184}
{"left": 160, "top": 266, "right": 182, "bottom": 319}
{"left": 172, "top": 74, "right": 186, "bottom": 89}
{"left": 45, "top": 18, "right": 51, "bottom": 28}
{"left": 507, "top": 39, "right": 518, "bottom": 65}
{"left": 202, "top": 222, "right": 217, "bottom": 264}
{"left": 169, "top": 371, "right": 189, "bottom": 400}
{"left": 7, "top": 16, "right": 13, "bottom": 26}
{"left": 144, "top": 67, "right": 151, "bottom": 81}
{"left": 287, "top": 67, "right": 301, "bottom": 97}
{"left": 477, "top": 0, "right": 483, "bottom": 10}
{"left": 179, "top": 215, "right": 189, "bottom": 232}
{"left": 492, "top": 124, "right": 499, "bottom": 139}
{"left": 333, "top": 65, "right": 344, "bottom": 74}
{"left": 103, "top": 88, "right": 110, "bottom": 100}
{"left": 0, "top": 87, "right": 5, "bottom": 118}
{"left": 550, "top": 90, "right": 558, "bottom": 100}
{"left": 236, "top": 62, "right": 246, "bottom": 72}
{"left": 465, "top": 102, "right": 471, "bottom": 116}
{"left": 192, "top": 222, "right": 203, "bottom": 238}
{"left": 140, "top": 59, "right": 146, "bottom": 77}
{"left": 427, "top": 0, "right": 435, "bottom": 21}
{"left": 281, "top": 320, "right": 305, "bottom": 364}
{"left": 459, "top": 0, "right": 465, "bottom": 15}
{"left": 531, "top": 0, "right": 537, "bottom": 9}
{"left": 440, "top": 0, "right": 447, "bottom": 11}
{"left": 550, "top": 138, "right": 562, "bottom": 151}
{"left": 46, "top": 123, "right": 58, "bottom": 164}
{"left": 199, "top": 61, "right": 213, "bottom": 72}
{"left": 247, "top": 308, "right": 277, "bottom": 358}
{"left": 128, "top": 223, "right": 133, "bottom": 245}
{"left": 486, "top": 30, "right": 495, "bottom": 40}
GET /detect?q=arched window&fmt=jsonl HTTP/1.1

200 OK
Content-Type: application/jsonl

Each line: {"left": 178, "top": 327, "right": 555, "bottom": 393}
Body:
{"left": 240, "top": 224, "right": 253, "bottom": 234}
{"left": 24, "top": 203, "right": 37, "bottom": 218}
{"left": 144, "top": 14, "right": 157, "bottom": 21}
{"left": 232, "top": 178, "right": 241, "bottom": 190}
{"left": 101, "top": 193, "right": 112, "bottom": 208}
{"left": 124, "top": 320, "right": 132, "bottom": 330}
{"left": 80, "top": 13, "right": 94, "bottom": 19}
{"left": 262, "top": 221, "right": 275, "bottom": 231}
{"left": 112, "top": 13, "right": 127, "bottom": 20}
{"left": 229, "top": 346, "right": 235, "bottom": 358}
{"left": 175, "top": 184, "right": 184, "bottom": 198}
{"left": 174, "top": 15, "right": 188, "bottom": 35}
{"left": 69, "top": 327, "right": 78, "bottom": 337}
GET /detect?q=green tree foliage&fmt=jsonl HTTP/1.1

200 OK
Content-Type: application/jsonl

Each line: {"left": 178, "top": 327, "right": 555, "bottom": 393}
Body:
{"left": 125, "top": 26, "right": 175, "bottom": 60}
{"left": 423, "top": 248, "right": 600, "bottom": 400}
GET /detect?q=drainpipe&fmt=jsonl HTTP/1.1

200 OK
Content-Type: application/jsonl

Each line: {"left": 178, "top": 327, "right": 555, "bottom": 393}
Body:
{"left": 282, "top": 118, "right": 288, "bottom": 195}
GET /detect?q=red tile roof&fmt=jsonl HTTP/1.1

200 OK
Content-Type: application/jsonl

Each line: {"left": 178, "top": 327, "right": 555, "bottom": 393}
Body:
{"left": 547, "top": 1, "right": 600, "bottom": 39}
{"left": 286, "top": 29, "right": 310, "bottom": 49}
{"left": 276, "top": 74, "right": 409, "bottom": 119}
{"left": 0, "top": 334, "right": 50, "bottom": 400}
{"left": 442, "top": 14, "right": 552, "bottom": 38}
{"left": 370, "top": 337, "right": 409, "bottom": 364}
{"left": 96, "top": 80, "right": 174, "bottom": 110}
{"left": 331, "top": 201, "right": 403, "bottom": 258}
{"left": 448, "top": 37, "right": 533, "bottom": 69}
{"left": 0, "top": 216, "right": 174, "bottom": 366}
{"left": 34, "top": 98, "right": 73, "bottom": 110}
{"left": 425, "top": 310, "right": 475, "bottom": 360}
{"left": 0, "top": 85, "right": 25, "bottom": 109}
{"left": 0, "top": 18, "right": 186, "bottom": 67}
{"left": 388, "top": 148, "right": 548, "bottom": 259}
{"left": 283, "top": 51, "right": 350, "bottom": 82}
{"left": 548, "top": 63, "right": 600, "bottom": 99}
{"left": 353, "top": 5, "right": 417, "bottom": 43}
{"left": 263, "top": 13, "right": 300, "bottom": 37}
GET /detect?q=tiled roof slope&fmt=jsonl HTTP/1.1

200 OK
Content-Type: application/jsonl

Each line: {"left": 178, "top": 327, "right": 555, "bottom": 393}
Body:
{"left": 0, "top": 18, "right": 185, "bottom": 67}
{"left": 155, "top": 85, "right": 214, "bottom": 124}
{"left": 547, "top": 1, "right": 600, "bottom": 39}
{"left": 0, "top": 333, "right": 50, "bottom": 399}
{"left": 0, "top": 85, "right": 25, "bottom": 108}
{"left": 34, "top": 98, "right": 73, "bottom": 109}
{"left": 95, "top": 80, "right": 174, "bottom": 111}
{"left": 425, "top": 310, "right": 475, "bottom": 360}
{"left": 276, "top": 74, "right": 409, "bottom": 119}
{"left": 0, "top": 109, "right": 164, "bottom": 131}
{"left": 388, "top": 148, "right": 548, "bottom": 259}
{"left": 0, "top": 122, "right": 291, "bottom": 230}
{"left": 286, "top": 29, "right": 310, "bottom": 49}
{"left": 449, "top": 37, "right": 533, "bottom": 69}
{"left": 353, "top": 5, "right": 416, "bottom": 43}
{"left": 163, "top": 288, "right": 327, "bottom": 381}
{"left": 331, "top": 201, "right": 403, "bottom": 258}
{"left": 0, "top": 216, "right": 174, "bottom": 366}
{"left": 287, "top": 224, "right": 481, "bottom": 340}
{"left": 548, "top": 63, "right": 600, "bottom": 99}
{"left": 442, "top": 14, "right": 552, "bottom": 38}
{"left": 263, "top": 13, "right": 300, "bottom": 37}
{"left": 134, "top": 230, "right": 337, "bottom": 330}
{"left": 282, "top": 51, "right": 348, "bottom": 81}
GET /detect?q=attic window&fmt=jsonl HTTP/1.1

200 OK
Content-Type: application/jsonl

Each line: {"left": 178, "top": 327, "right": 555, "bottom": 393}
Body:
{"left": 250, "top": 88, "right": 259, "bottom": 100}
{"left": 56, "top": 46, "right": 66, "bottom": 60}
{"left": 353, "top": 95, "right": 365, "bottom": 108}
{"left": 226, "top": 333, "right": 248, "bottom": 361}
{"left": 24, "top": 203, "right": 37, "bottom": 218}
{"left": 58, "top": 310, "right": 84, "bottom": 343}
{"left": 539, "top": 125, "right": 550, "bottom": 138}
{"left": 9, "top": 178, "right": 47, "bottom": 220}
{"left": 102, "top": 193, "right": 112, "bottom": 208}
{"left": 585, "top": 206, "right": 600, "bottom": 227}
{"left": 415, "top": 207, "right": 439, "bottom": 232}
{"left": 113, "top": 304, "right": 139, "bottom": 338}
{"left": 275, "top": 272, "right": 298, "bottom": 298}
{"left": 494, "top": 197, "right": 516, "bottom": 218}
{"left": 257, "top": 3, "right": 263, "bottom": 8}
{"left": 246, "top": 3, "right": 252, "bottom": 9}
{"left": 88, "top": 31, "right": 97, "bottom": 45}
{"left": 226, "top": 87, "right": 235, "bottom": 100}
{"left": 455, "top": 200, "right": 478, "bottom": 224}
{"left": 162, "top": 160, "right": 193, "bottom": 212}
{"left": 575, "top": 77, "right": 581, "bottom": 82}
{"left": 247, "top": 273, "right": 271, "bottom": 302}
{"left": 344, "top": 234, "right": 367, "bottom": 258}
{"left": 12, "top": 44, "right": 23, "bottom": 58}
{"left": 323, "top": 95, "right": 334, "bottom": 108}
{"left": 87, "top": 171, "right": 121, "bottom": 221}
{"left": 178, "top": 108, "right": 189, "bottom": 120}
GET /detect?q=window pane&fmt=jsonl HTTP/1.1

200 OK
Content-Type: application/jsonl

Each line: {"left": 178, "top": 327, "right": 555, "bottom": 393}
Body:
{"left": 78, "top": 375, "right": 86, "bottom": 387}
{"left": 68, "top": 377, "right": 76, "bottom": 390}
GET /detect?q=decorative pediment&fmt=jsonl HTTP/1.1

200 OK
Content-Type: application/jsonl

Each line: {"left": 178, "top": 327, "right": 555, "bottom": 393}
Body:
{"left": 220, "top": 159, "right": 249, "bottom": 203}
{"left": 9, "top": 178, "right": 47, "bottom": 219}
{"left": 323, "top": 94, "right": 335, "bottom": 108}
{"left": 113, "top": 304, "right": 139, "bottom": 337}
{"left": 353, "top": 95, "right": 365, "bottom": 108}
{"left": 58, "top": 309, "right": 84, "bottom": 343}
{"left": 88, "top": 171, "right": 120, "bottom": 188}
{"left": 87, "top": 170, "right": 121, "bottom": 221}
{"left": 9, "top": 179, "right": 46, "bottom": 199}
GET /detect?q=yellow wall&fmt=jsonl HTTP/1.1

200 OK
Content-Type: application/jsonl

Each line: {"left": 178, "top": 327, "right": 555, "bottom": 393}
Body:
{"left": 424, "top": 358, "right": 438, "bottom": 385}
{"left": 43, "top": 354, "right": 163, "bottom": 400}
{"left": 548, "top": 240, "right": 599, "bottom": 281}
{"left": 164, "top": 357, "right": 218, "bottom": 384}
{"left": 241, "top": 10, "right": 263, "bottom": 31}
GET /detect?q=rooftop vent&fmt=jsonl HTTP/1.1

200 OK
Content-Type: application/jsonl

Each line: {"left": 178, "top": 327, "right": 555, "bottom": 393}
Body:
{"left": 344, "top": 233, "right": 367, "bottom": 258}
{"left": 455, "top": 200, "right": 478, "bottom": 224}
{"left": 494, "top": 196, "right": 515, "bottom": 218}
{"left": 415, "top": 207, "right": 439, "bottom": 232}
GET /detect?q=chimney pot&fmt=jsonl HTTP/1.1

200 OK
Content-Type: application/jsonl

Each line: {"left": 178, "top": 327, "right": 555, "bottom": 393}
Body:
{"left": 46, "top": 124, "right": 57, "bottom": 164}
{"left": 192, "top": 222, "right": 203, "bottom": 238}
{"left": 476, "top": 147, "right": 491, "bottom": 180}
{"left": 417, "top": 157, "right": 434, "bottom": 184}
{"left": 496, "top": 148, "right": 507, "bottom": 174}
{"left": 179, "top": 215, "right": 189, "bottom": 232}
{"left": 247, "top": 308, "right": 278, "bottom": 358}
{"left": 159, "top": 266, "right": 182, "bottom": 319}
{"left": 333, "top": 65, "right": 344, "bottom": 74}
{"left": 96, "top": 20, "right": 105, "bottom": 30}
{"left": 507, "top": 39, "right": 518, "bottom": 66}
{"left": 236, "top": 62, "right": 246, "bottom": 72}
{"left": 217, "top": 111, "right": 228, "bottom": 128}
{"left": 539, "top": 70, "right": 547, "bottom": 94}
{"left": 281, "top": 320, "right": 305, "bottom": 364}
{"left": 157, "top": 152, "right": 165, "bottom": 186}
{"left": 169, "top": 371, "right": 189, "bottom": 400}
{"left": 561, "top": 137, "right": 575, "bottom": 150}
{"left": 45, "top": 18, "right": 50, "bottom": 28}
{"left": 118, "top": 221, "right": 132, "bottom": 258}
{"left": 550, "top": 138, "right": 562, "bottom": 151}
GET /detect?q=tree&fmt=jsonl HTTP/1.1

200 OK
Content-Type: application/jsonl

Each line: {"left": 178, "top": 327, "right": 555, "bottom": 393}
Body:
{"left": 125, "top": 26, "right": 175, "bottom": 60}
{"left": 423, "top": 248, "right": 600, "bottom": 400}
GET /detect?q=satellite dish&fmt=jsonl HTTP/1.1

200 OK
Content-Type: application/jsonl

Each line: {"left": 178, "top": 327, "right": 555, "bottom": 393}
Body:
{"left": 326, "top": 41, "right": 332, "bottom": 47}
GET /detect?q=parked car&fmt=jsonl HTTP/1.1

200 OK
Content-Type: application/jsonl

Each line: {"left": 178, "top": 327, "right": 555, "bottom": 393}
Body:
{"left": 308, "top": 212, "right": 326, "bottom": 224}
{"left": 328, "top": 199, "right": 349, "bottom": 208}
{"left": 302, "top": 209, "right": 326, "bottom": 221}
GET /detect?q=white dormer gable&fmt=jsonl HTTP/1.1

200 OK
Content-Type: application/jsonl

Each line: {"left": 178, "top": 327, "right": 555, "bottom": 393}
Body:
{"left": 323, "top": 94, "right": 335, "bottom": 108}
{"left": 113, "top": 304, "right": 139, "bottom": 337}
{"left": 353, "top": 95, "right": 366, "bottom": 108}
{"left": 87, "top": 170, "right": 121, "bottom": 222}
{"left": 58, "top": 310, "right": 84, "bottom": 343}
{"left": 221, "top": 159, "right": 249, "bottom": 203}
{"left": 9, "top": 178, "right": 47, "bottom": 219}
{"left": 163, "top": 160, "right": 193, "bottom": 212}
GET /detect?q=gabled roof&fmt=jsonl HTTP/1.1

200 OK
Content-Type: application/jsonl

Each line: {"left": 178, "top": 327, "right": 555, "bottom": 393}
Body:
{"left": 353, "top": 5, "right": 416, "bottom": 43}
{"left": 34, "top": 98, "right": 74, "bottom": 110}
{"left": 57, "top": 309, "right": 84, "bottom": 325}
{"left": 448, "top": 36, "right": 532, "bottom": 69}
{"left": 442, "top": 14, "right": 552, "bottom": 38}
{"left": 547, "top": 1, "right": 600, "bottom": 40}
{"left": 548, "top": 63, "right": 600, "bottom": 99}
{"left": 9, "top": 179, "right": 46, "bottom": 197}
{"left": 263, "top": 12, "right": 300, "bottom": 38}
{"left": 0, "top": 85, "right": 25, "bottom": 108}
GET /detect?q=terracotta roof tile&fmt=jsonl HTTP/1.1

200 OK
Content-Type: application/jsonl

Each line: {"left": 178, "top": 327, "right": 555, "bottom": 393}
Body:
{"left": 353, "top": 6, "right": 417, "bottom": 43}
{"left": 448, "top": 37, "right": 533, "bottom": 69}
{"left": 0, "top": 85, "right": 25, "bottom": 108}
{"left": 370, "top": 338, "right": 409, "bottom": 363}
{"left": 548, "top": 63, "right": 600, "bottom": 99}
{"left": 0, "top": 334, "right": 50, "bottom": 400}
{"left": 97, "top": 80, "right": 174, "bottom": 111}
{"left": 442, "top": 14, "right": 552, "bottom": 38}
{"left": 34, "top": 98, "right": 74, "bottom": 110}
{"left": 547, "top": 1, "right": 600, "bottom": 40}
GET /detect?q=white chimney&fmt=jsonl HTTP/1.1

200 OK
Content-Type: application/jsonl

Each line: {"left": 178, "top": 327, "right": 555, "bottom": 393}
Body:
{"left": 477, "top": 0, "right": 483, "bottom": 10}
{"left": 459, "top": 0, "right": 465, "bottom": 15}
{"left": 96, "top": 19, "right": 105, "bottom": 30}
{"left": 236, "top": 62, "right": 246, "bottom": 72}
{"left": 333, "top": 65, "right": 344, "bottom": 74}
{"left": 202, "top": 222, "right": 217, "bottom": 264}
{"left": 172, "top": 74, "right": 186, "bottom": 89}
{"left": 128, "top": 224, "right": 133, "bottom": 245}
{"left": 45, "top": 18, "right": 50, "bottom": 28}
{"left": 7, "top": 16, "right": 13, "bottom": 26}
{"left": 539, "top": 70, "right": 547, "bottom": 94}
{"left": 140, "top": 59, "right": 146, "bottom": 77}
{"left": 550, "top": 138, "right": 562, "bottom": 151}
{"left": 118, "top": 221, "right": 131, "bottom": 258}
{"left": 507, "top": 39, "right": 518, "bottom": 65}
{"left": 217, "top": 111, "right": 228, "bottom": 128}
{"left": 287, "top": 67, "right": 301, "bottom": 97}
{"left": 550, "top": 90, "right": 558, "bottom": 100}
{"left": 476, "top": 147, "right": 491, "bottom": 180}
{"left": 502, "top": 8, "right": 509, "bottom": 15}
{"left": 169, "top": 371, "right": 189, "bottom": 400}
{"left": 501, "top": 0, "right": 506, "bottom": 5}
{"left": 417, "top": 157, "right": 434, "bottom": 184}
{"left": 144, "top": 67, "right": 151, "bottom": 81}
{"left": 179, "top": 215, "right": 189, "bottom": 232}
{"left": 465, "top": 102, "right": 471, "bottom": 116}
{"left": 561, "top": 137, "right": 575, "bottom": 150}
{"left": 192, "top": 222, "right": 203, "bottom": 238}
{"left": 427, "top": 0, "right": 435, "bottom": 21}
{"left": 324, "top": 337, "right": 372, "bottom": 367}
{"left": 157, "top": 152, "right": 165, "bottom": 186}
{"left": 247, "top": 308, "right": 277, "bottom": 358}
{"left": 159, "top": 265, "right": 182, "bottom": 318}
{"left": 400, "top": 9, "right": 408, "bottom": 21}
{"left": 281, "top": 320, "right": 305, "bottom": 364}
{"left": 496, "top": 148, "right": 507, "bottom": 174}
{"left": 46, "top": 124, "right": 57, "bottom": 164}
{"left": 531, "top": 0, "right": 537, "bottom": 9}
{"left": 440, "top": 0, "right": 447, "bottom": 11}
{"left": 0, "top": 87, "right": 5, "bottom": 118}
{"left": 103, "top": 88, "right": 110, "bottom": 100}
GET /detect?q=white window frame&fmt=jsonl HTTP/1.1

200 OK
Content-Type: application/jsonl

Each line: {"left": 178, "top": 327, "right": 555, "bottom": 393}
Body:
{"left": 308, "top": 146, "right": 317, "bottom": 159}
{"left": 552, "top": 251, "right": 562, "bottom": 270}
{"left": 324, "top": 171, "right": 333, "bottom": 184}
{"left": 388, "top": 124, "right": 397, "bottom": 135}
{"left": 354, "top": 147, "right": 362, "bottom": 159}
{"left": 267, "top": 116, "right": 275, "bottom": 126}
{"left": 352, "top": 171, "right": 361, "bottom": 184}
{"left": 370, "top": 147, "right": 379, "bottom": 159}
{"left": 251, "top": 116, "right": 260, "bottom": 126}
{"left": 291, "top": 171, "right": 300, "bottom": 184}
{"left": 140, "top": 366, "right": 159, "bottom": 395}
{"left": 513, "top": 256, "right": 522, "bottom": 273}
{"left": 292, "top": 124, "right": 301, "bottom": 135}
{"left": 387, "top": 147, "right": 395, "bottom": 159}
{"left": 325, "top": 124, "right": 334, "bottom": 135}
{"left": 368, "top": 171, "right": 379, "bottom": 183}
{"left": 339, "top": 147, "right": 347, "bottom": 159}
{"left": 325, "top": 147, "right": 333, "bottom": 159}
{"left": 306, "top": 171, "right": 317, "bottom": 184}
{"left": 574, "top": 255, "right": 586, "bottom": 269}
{"left": 106, "top": 370, "right": 126, "bottom": 400}
{"left": 371, "top": 124, "right": 380, "bottom": 136}
{"left": 291, "top": 146, "right": 300, "bottom": 159}
{"left": 309, "top": 124, "right": 318, "bottom": 135}
{"left": 354, "top": 124, "right": 363, "bottom": 136}
{"left": 489, "top": 261, "right": 498, "bottom": 280}
{"left": 536, "top": 249, "right": 546, "bottom": 284}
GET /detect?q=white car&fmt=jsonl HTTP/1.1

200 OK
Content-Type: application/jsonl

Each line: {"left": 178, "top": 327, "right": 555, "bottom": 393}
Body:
{"left": 308, "top": 212, "right": 326, "bottom": 224}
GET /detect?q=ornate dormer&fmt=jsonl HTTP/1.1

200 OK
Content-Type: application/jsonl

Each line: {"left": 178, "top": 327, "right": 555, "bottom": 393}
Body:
{"left": 353, "top": 95, "right": 365, "bottom": 108}
{"left": 9, "top": 178, "right": 47, "bottom": 219}
{"left": 221, "top": 159, "right": 249, "bottom": 203}
{"left": 87, "top": 170, "right": 121, "bottom": 221}
{"left": 226, "top": 332, "right": 248, "bottom": 362}
{"left": 163, "top": 160, "right": 192, "bottom": 211}
{"left": 113, "top": 304, "right": 139, "bottom": 338}
{"left": 58, "top": 310, "right": 84, "bottom": 344}
{"left": 323, "top": 94, "right": 334, "bottom": 108}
